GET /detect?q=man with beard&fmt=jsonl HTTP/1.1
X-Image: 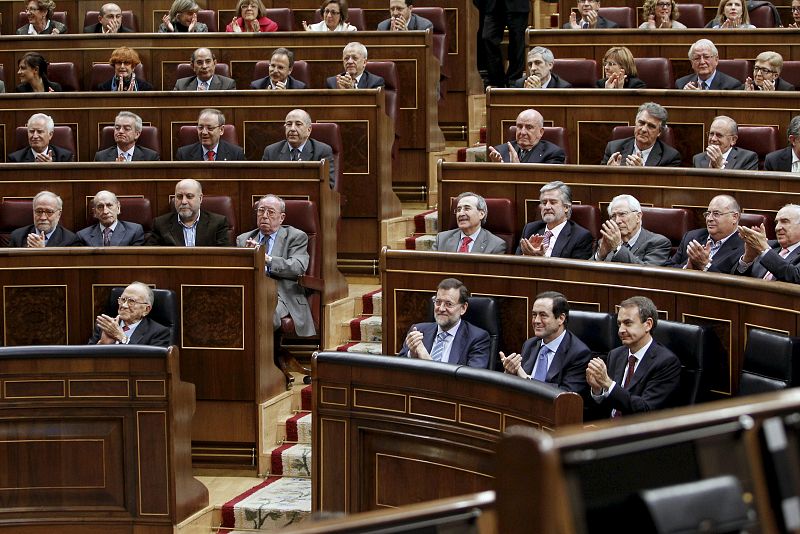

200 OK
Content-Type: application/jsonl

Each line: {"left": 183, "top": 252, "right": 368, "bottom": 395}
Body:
{"left": 145, "top": 179, "right": 229, "bottom": 246}
{"left": 88, "top": 282, "right": 171, "bottom": 347}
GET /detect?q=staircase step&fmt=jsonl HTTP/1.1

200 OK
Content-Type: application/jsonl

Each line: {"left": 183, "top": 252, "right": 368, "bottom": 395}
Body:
{"left": 270, "top": 443, "right": 311, "bottom": 477}
{"left": 220, "top": 476, "right": 310, "bottom": 531}
{"left": 362, "top": 289, "right": 382, "bottom": 315}
{"left": 336, "top": 341, "right": 383, "bottom": 355}
{"left": 285, "top": 412, "right": 312, "bottom": 444}
{"left": 349, "top": 315, "right": 382, "bottom": 343}
{"left": 414, "top": 209, "right": 439, "bottom": 234}
{"left": 300, "top": 385, "right": 311, "bottom": 411}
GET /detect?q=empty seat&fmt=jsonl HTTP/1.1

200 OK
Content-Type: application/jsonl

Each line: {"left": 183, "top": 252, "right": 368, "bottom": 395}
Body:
{"left": 740, "top": 212, "right": 775, "bottom": 239}
{"left": 47, "top": 62, "right": 80, "bottom": 91}
{"left": 177, "top": 124, "right": 239, "bottom": 148}
{"left": 252, "top": 59, "right": 310, "bottom": 88}
{"left": 736, "top": 126, "right": 780, "bottom": 170}
{"left": 567, "top": 310, "right": 620, "bottom": 357}
{"left": 778, "top": 61, "right": 800, "bottom": 89}
{"left": 651, "top": 320, "right": 709, "bottom": 405}
{"left": 265, "top": 7, "right": 293, "bottom": 30}
{"left": 716, "top": 59, "right": 748, "bottom": 84}
{"left": 412, "top": 6, "right": 450, "bottom": 98}
{"left": 748, "top": 4, "right": 776, "bottom": 27}
{"left": 82, "top": 10, "right": 138, "bottom": 31}
{"left": 0, "top": 199, "right": 34, "bottom": 247}
{"left": 641, "top": 207, "right": 693, "bottom": 252}
{"left": 505, "top": 126, "right": 571, "bottom": 164}
{"left": 739, "top": 328, "right": 800, "bottom": 395}
{"left": 365, "top": 61, "right": 400, "bottom": 157}
{"left": 175, "top": 62, "right": 230, "bottom": 81}
{"left": 598, "top": 6, "right": 635, "bottom": 27}
{"left": 446, "top": 197, "right": 516, "bottom": 253}
{"left": 309, "top": 122, "right": 342, "bottom": 190}
{"left": 552, "top": 59, "right": 598, "bottom": 88}
{"left": 612, "top": 125, "right": 676, "bottom": 147}
{"left": 570, "top": 204, "right": 601, "bottom": 240}
{"left": 85, "top": 196, "right": 153, "bottom": 232}
{"left": 196, "top": 10, "right": 217, "bottom": 32}
{"left": 100, "top": 125, "right": 160, "bottom": 155}
{"left": 90, "top": 63, "right": 146, "bottom": 90}
{"left": 15, "top": 125, "right": 76, "bottom": 154}
{"left": 634, "top": 57, "right": 674, "bottom": 89}
{"left": 195, "top": 195, "right": 236, "bottom": 244}
{"left": 676, "top": 3, "right": 706, "bottom": 27}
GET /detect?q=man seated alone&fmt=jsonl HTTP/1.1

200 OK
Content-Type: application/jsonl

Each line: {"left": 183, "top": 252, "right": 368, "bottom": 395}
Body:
{"left": 173, "top": 47, "right": 236, "bottom": 91}
{"left": 500, "top": 291, "right": 591, "bottom": 396}
{"left": 601, "top": 102, "right": 682, "bottom": 167}
{"left": 176, "top": 108, "right": 245, "bottom": 161}
{"left": 8, "top": 113, "right": 73, "bottom": 162}
{"left": 76, "top": 190, "right": 145, "bottom": 246}
{"left": 488, "top": 108, "right": 566, "bottom": 164}
{"left": 88, "top": 281, "right": 171, "bottom": 347}
{"left": 398, "top": 278, "right": 490, "bottom": 368}
{"left": 83, "top": 3, "right": 134, "bottom": 33}
{"left": 94, "top": 111, "right": 160, "bottom": 161}
{"left": 586, "top": 296, "right": 681, "bottom": 417}
{"left": 262, "top": 109, "right": 335, "bottom": 189}
{"left": 377, "top": 0, "right": 432, "bottom": 30}
{"left": 513, "top": 46, "right": 572, "bottom": 89}
{"left": 593, "top": 194, "right": 671, "bottom": 265}
{"left": 145, "top": 179, "right": 230, "bottom": 246}
{"left": 692, "top": 116, "right": 758, "bottom": 170}
{"left": 734, "top": 204, "right": 800, "bottom": 283}
{"left": 251, "top": 47, "right": 307, "bottom": 90}
{"left": 433, "top": 191, "right": 507, "bottom": 254}
{"left": 9, "top": 190, "right": 78, "bottom": 247}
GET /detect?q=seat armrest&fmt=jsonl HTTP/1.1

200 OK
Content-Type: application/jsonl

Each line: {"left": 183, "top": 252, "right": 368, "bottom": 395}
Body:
{"left": 297, "top": 274, "right": 324, "bottom": 291}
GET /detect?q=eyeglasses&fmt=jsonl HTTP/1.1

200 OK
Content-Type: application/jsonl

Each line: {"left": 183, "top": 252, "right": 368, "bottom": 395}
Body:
{"left": 196, "top": 125, "right": 221, "bottom": 132}
{"left": 323, "top": 9, "right": 341, "bottom": 15}
{"left": 703, "top": 210, "right": 735, "bottom": 219}
{"left": 34, "top": 208, "right": 59, "bottom": 216}
{"left": 603, "top": 61, "right": 620, "bottom": 68}
{"left": 792, "top": 5, "right": 800, "bottom": 11}
{"left": 118, "top": 296, "right": 146, "bottom": 306}
{"left": 753, "top": 66, "right": 778, "bottom": 75}
{"left": 255, "top": 207, "right": 280, "bottom": 216}
{"left": 432, "top": 298, "right": 460, "bottom": 310}
{"left": 656, "top": 2, "right": 672, "bottom": 6}
{"left": 25, "top": 6, "right": 43, "bottom": 12}
{"left": 708, "top": 131, "right": 732, "bottom": 139}
{"left": 690, "top": 54, "right": 714, "bottom": 62}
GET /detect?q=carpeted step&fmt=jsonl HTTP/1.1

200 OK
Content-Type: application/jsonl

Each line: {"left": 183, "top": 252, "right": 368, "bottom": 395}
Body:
{"left": 285, "top": 412, "right": 312, "bottom": 444}
{"left": 349, "top": 315, "right": 382, "bottom": 343}
{"left": 362, "top": 289, "right": 382, "bottom": 315}
{"left": 404, "top": 234, "right": 436, "bottom": 250}
{"left": 270, "top": 443, "right": 311, "bottom": 477}
{"left": 220, "top": 476, "right": 310, "bottom": 530}
{"left": 413, "top": 209, "right": 439, "bottom": 234}
{"left": 300, "top": 385, "right": 311, "bottom": 412}
{"left": 335, "top": 341, "right": 383, "bottom": 355}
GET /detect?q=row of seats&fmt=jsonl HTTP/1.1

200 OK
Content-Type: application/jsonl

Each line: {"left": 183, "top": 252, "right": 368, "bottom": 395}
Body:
{"left": 573, "top": 3, "right": 778, "bottom": 28}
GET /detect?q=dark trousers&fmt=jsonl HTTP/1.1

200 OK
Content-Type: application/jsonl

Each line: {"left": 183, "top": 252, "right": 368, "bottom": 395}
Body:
{"left": 482, "top": 7, "right": 528, "bottom": 87}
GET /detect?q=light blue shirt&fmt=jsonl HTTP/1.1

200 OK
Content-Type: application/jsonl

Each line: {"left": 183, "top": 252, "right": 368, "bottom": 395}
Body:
{"left": 530, "top": 329, "right": 567, "bottom": 379}
{"left": 435, "top": 320, "right": 462, "bottom": 364}
{"left": 179, "top": 211, "right": 201, "bottom": 246}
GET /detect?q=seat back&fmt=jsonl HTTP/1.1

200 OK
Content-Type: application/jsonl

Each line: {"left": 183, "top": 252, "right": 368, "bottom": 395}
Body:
{"left": 676, "top": 3, "right": 706, "bottom": 27}
{"left": 310, "top": 122, "right": 342, "bottom": 190}
{"left": 634, "top": 57, "right": 674, "bottom": 89}
{"left": 748, "top": 4, "right": 775, "bottom": 27}
{"left": 0, "top": 199, "right": 33, "bottom": 247}
{"left": 569, "top": 204, "right": 601, "bottom": 240}
{"left": 597, "top": 6, "right": 635, "bottom": 27}
{"left": 100, "top": 125, "right": 160, "bottom": 155}
{"left": 567, "top": 310, "right": 621, "bottom": 357}
{"left": 426, "top": 296, "right": 501, "bottom": 370}
{"left": 15, "top": 125, "right": 76, "bottom": 154}
{"left": 740, "top": 328, "right": 800, "bottom": 395}
{"left": 85, "top": 196, "right": 154, "bottom": 233}
{"left": 716, "top": 59, "right": 748, "bottom": 84}
{"left": 177, "top": 124, "right": 239, "bottom": 148}
{"left": 651, "top": 320, "right": 708, "bottom": 405}
{"left": 283, "top": 200, "right": 321, "bottom": 331}
{"left": 18, "top": 10, "right": 67, "bottom": 28}
{"left": 505, "top": 126, "right": 571, "bottom": 164}
{"left": 199, "top": 195, "right": 236, "bottom": 245}
{"left": 412, "top": 7, "right": 449, "bottom": 77}
{"left": 778, "top": 61, "right": 800, "bottom": 89}
{"left": 265, "top": 7, "right": 293, "bottom": 30}
{"left": 366, "top": 61, "right": 398, "bottom": 122}
{"left": 107, "top": 287, "right": 179, "bottom": 346}
{"left": 90, "top": 63, "right": 146, "bottom": 90}
{"left": 196, "top": 9, "right": 217, "bottom": 31}
{"left": 611, "top": 125, "right": 676, "bottom": 147}
{"left": 83, "top": 10, "right": 138, "bottom": 31}
{"left": 640, "top": 206, "right": 692, "bottom": 252}
{"left": 252, "top": 59, "right": 310, "bottom": 88}
{"left": 552, "top": 59, "right": 598, "bottom": 88}
{"left": 735, "top": 126, "right": 780, "bottom": 170}
{"left": 446, "top": 197, "right": 516, "bottom": 253}
{"left": 175, "top": 62, "right": 230, "bottom": 81}
{"left": 739, "top": 212, "right": 774, "bottom": 239}
{"left": 311, "top": 6, "right": 364, "bottom": 29}
{"left": 47, "top": 62, "right": 80, "bottom": 91}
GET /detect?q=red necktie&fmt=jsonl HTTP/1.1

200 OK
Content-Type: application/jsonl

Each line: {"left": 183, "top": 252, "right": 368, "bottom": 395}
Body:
{"left": 206, "top": 150, "right": 216, "bottom": 161}
{"left": 622, "top": 353, "right": 636, "bottom": 389}
{"left": 458, "top": 236, "right": 472, "bottom": 252}
{"left": 764, "top": 248, "right": 791, "bottom": 281}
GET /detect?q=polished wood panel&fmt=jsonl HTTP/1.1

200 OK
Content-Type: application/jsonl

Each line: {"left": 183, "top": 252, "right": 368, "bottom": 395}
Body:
{"left": 0, "top": 344, "right": 208, "bottom": 532}
{"left": 312, "top": 351, "right": 582, "bottom": 513}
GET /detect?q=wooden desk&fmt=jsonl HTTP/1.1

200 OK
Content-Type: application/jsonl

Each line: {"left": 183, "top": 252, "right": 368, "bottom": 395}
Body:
{"left": 0, "top": 344, "right": 208, "bottom": 532}
{"left": 312, "top": 351, "right": 582, "bottom": 513}
{"left": 485, "top": 88, "right": 798, "bottom": 166}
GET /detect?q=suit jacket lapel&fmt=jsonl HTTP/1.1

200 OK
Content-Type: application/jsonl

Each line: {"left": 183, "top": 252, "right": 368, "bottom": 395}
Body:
{"left": 546, "top": 334, "right": 568, "bottom": 381}
{"left": 301, "top": 140, "right": 315, "bottom": 161}
{"left": 110, "top": 222, "right": 126, "bottom": 245}
{"left": 523, "top": 340, "right": 543, "bottom": 375}
{"left": 128, "top": 318, "right": 149, "bottom": 344}
{"left": 551, "top": 222, "right": 571, "bottom": 257}
{"left": 271, "top": 226, "right": 287, "bottom": 256}
{"left": 169, "top": 217, "right": 185, "bottom": 246}
{"left": 646, "top": 141, "right": 663, "bottom": 167}
{"left": 474, "top": 230, "right": 488, "bottom": 252}
{"left": 448, "top": 323, "right": 468, "bottom": 364}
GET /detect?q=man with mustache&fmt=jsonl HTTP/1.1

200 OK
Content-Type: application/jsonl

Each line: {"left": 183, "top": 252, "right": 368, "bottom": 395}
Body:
{"left": 433, "top": 192, "right": 507, "bottom": 254}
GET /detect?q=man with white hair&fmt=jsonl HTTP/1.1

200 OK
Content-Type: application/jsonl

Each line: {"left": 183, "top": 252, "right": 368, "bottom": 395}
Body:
{"left": 76, "top": 190, "right": 145, "bottom": 246}
{"left": 734, "top": 204, "right": 800, "bottom": 283}
{"left": 325, "top": 42, "right": 385, "bottom": 89}
{"left": 94, "top": 111, "right": 160, "bottom": 162}
{"left": 676, "top": 39, "right": 741, "bottom": 90}
{"left": 9, "top": 191, "right": 78, "bottom": 247}
{"left": 89, "top": 282, "right": 171, "bottom": 346}
{"left": 8, "top": 113, "right": 73, "bottom": 162}
{"left": 594, "top": 195, "right": 671, "bottom": 265}
{"left": 513, "top": 47, "right": 572, "bottom": 89}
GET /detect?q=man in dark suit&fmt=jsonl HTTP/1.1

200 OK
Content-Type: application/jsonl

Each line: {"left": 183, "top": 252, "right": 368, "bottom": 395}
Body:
{"left": 488, "top": 108, "right": 565, "bottom": 164}
{"left": 9, "top": 190, "right": 78, "bottom": 247}
{"left": 176, "top": 109, "right": 245, "bottom": 161}
{"left": 665, "top": 194, "right": 744, "bottom": 272}
{"left": 325, "top": 42, "right": 385, "bottom": 89}
{"left": 83, "top": 3, "right": 134, "bottom": 33}
{"left": 764, "top": 116, "right": 800, "bottom": 173}
{"left": 262, "top": 109, "right": 335, "bottom": 189}
{"left": 251, "top": 47, "right": 307, "bottom": 90}
{"left": 377, "top": 0, "right": 433, "bottom": 30}
{"left": 676, "top": 39, "right": 742, "bottom": 90}
{"left": 563, "top": 0, "right": 619, "bottom": 28}
{"left": 517, "top": 181, "right": 594, "bottom": 259}
{"left": 145, "top": 179, "right": 230, "bottom": 246}
{"left": 433, "top": 191, "right": 507, "bottom": 254}
{"left": 601, "top": 102, "right": 682, "bottom": 167}
{"left": 88, "top": 282, "right": 171, "bottom": 347}
{"left": 173, "top": 48, "right": 236, "bottom": 91}
{"left": 77, "top": 190, "right": 145, "bottom": 246}
{"left": 594, "top": 194, "right": 671, "bottom": 265}
{"left": 501, "top": 291, "right": 591, "bottom": 396}
{"left": 8, "top": 113, "right": 73, "bottom": 162}
{"left": 513, "top": 47, "right": 572, "bottom": 88}
{"left": 94, "top": 111, "right": 160, "bottom": 162}
{"left": 734, "top": 204, "right": 800, "bottom": 283}
{"left": 398, "top": 278, "right": 490, "bottom": 368}
{"left": 483, "top": 0, "right": 529, "bottom": 87}
{"left": 692, "top": 116, "right": 758, "bottom": 170}
{"left": 587, "top": 296, "right": 681, "bottom": 417}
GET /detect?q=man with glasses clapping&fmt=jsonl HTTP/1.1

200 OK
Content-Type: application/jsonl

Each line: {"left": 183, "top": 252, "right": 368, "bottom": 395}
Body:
{"left": 176, "top": 109, "right": 245, "bottom": 161}
{"left": 89, "top": 282, "right": 171, "bottom": 347}
{"left": 9, "top": 190, "right": 78, "bottom": 247}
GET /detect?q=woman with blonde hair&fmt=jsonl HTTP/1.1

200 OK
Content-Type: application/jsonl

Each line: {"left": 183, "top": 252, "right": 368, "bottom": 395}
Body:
{"left": 16, "top": 0, "right": 67, "bottom": 34}
{"left": 638, "top": 0, "right": 685, "bottom": 28}
{"left": 159, "top": 0, "right": 208, "bottom": 32}
{"left": 303, "top": 0, "right": 357, "bottom": 31}
{"left": 709, "top": 0, "right": 755, "bottom": 28}
{"left": 596, "top": 47, "right": 646, "bottom": 89}
{"left": 226, "top": 0, "right": 278, "bottom": 32}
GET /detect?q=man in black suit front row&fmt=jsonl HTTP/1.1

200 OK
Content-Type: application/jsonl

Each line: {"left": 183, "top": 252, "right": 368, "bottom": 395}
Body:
{"left": 145, "top": 179, "right": 230, "bottom": 246}
{"left": 488, "top": 108, "right": 565, "bottom": 164}
{"left": 176, "top": 108, "right": 245, "bottom": 161}
{"left": 262, "top": 109, "right": 335, "bottom": 189}
{"left": 88, "top": 281, "right": 171, "bottom": 347}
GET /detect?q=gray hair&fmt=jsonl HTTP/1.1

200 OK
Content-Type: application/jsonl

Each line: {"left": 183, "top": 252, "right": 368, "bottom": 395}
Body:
{"left": 191, "top": 47, "right": 215, "bottom": 63}
{"left": 92, "top": 190, "right": 119, "bottom": 208}
{"left": 540, "top": 181, "right": 572, "bottom": 206}
{"left": 287, "top": 108, "right": 312, "bottom": 127}
{"left": 712, "top": 115, "right": 738, "bottom": 137}
{"left": 257, "top": 194, "right": 286, "bottom": 212}
{"left": 199, "top": 108, "right": 226, "bottom": 127}
{"left": 99, "top": 3, "right": 121, "bottom": 16}
{"left": 129, "top": 281, "right": 154, "bottom": 306}
{"left": 33, "top": 190, "right": 62, "bottom": 210}
{"left": 28, "top": 113, "right": 54, "bottom": 133}
{"left": 528, "top": 46, "right": 554, "bottom": 64}
{"left": 344, "top": 42, "right": 368, "bottom": 60}
{"left": 637, "top": 102, "right": 668, "bottom": 132}
{"left": 713, "top": 194, "right": 741, "bottom": 214}
{"left": 271, "top": 47, "right": 295, "bottom": 67}
{"left": 688, "top": 39, "right": 719, "bottom": 60}
{"left": 116, "top": 111, "right": 143, "bottom": 133}
{"left": 608, "top": 194, "right": 641, "bottom": 216}
{"left": 787, "top": 116, "right": 800, "bottom": 140}
{"left": 780, "top": 204, "right": 800, "bottom": 224}
{"left": 456, "top": 191, "right": 488, "bottom": 224}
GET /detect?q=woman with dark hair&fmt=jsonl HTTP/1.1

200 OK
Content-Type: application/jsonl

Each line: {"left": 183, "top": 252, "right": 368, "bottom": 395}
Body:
{"left": 303, "top": 0, "right": 357, "bottom": 31}
{"left": 16, "top": 0, "right": 67, "bottom": 34}
{"left": 595, "top": 47, "right": 646, "bottom": 89}
{"left": 226, "top": 0, "right": 277, "bottom": 32}
{"left": 16, "top": 52, "right": 61, "bottom": 92}
{"left": 97, "top": 47, "right": 153, "bottom": 91}
{"left": 158, "top": 0, "right": 208, "bottom": 32}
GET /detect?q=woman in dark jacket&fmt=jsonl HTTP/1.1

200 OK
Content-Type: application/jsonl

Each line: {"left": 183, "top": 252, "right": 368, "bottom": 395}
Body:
{"left": 595, "top": 46, "right": 647, "bottom": 89}
{"left": 16, "top": 52, "right": 61, "bottom": 92}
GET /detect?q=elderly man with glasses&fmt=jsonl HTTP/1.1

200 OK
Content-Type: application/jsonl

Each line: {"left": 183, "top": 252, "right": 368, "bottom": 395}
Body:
{"left": 9, "top": 190, "right": 78, "bottom": 247}
{"left": 692, "top": 116, "right": 758, "bottom": 170}
{"left": 89, "top": 282, "right": 171, "bottom": 347}
{"left": 176, "top": 108, "right": 245, "bottom": 161}
{"left": 593, "top": 194, "right": 671, "bottom": 265}
{"left": 676, "top": 39, "right": 741, "bottom": 90}
{"left": 433, "top": 191, "right": 507, "bottom": 254}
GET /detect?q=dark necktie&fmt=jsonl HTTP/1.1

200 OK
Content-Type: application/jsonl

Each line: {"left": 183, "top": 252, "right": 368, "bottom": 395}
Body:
{"left": 518, "top": 148, "right": 529, "bottom": 161}
{"left": 701, "top": 80, "right": 709, "bottom": 90}
{"left": 102, "top": 226, "right": 112, "bottom": 246}
{"left": 291, "top": 148, "right": 301, "bottom": 161}
{"left": 622, "top": 353, "right": 637, "bottom": 389}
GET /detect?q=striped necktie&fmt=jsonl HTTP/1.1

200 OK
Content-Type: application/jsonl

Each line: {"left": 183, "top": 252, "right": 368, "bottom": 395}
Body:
{"left": 430, "top": 331, "right": 448, "bottom": 362}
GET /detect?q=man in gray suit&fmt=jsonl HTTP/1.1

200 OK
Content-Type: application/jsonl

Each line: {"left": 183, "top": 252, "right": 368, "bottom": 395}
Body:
{"left": 594, "top": 194, "right": 671, "bottom": 266}
{"left": 77, "top": 190, "right": 145, "bottom": 246}
{"left": 734, "top": 204, "right": 800, "bottom": 283}
{"left": 692, "top": 116, "right": 758, "bottom": 170}
{"left": 173, "top": 48, "right": 236, "bottom": 91}
{"left": 433, "top": 191, "right": 507, "bottom": 254}
{"left": 94, "top": 111, "right": 160, "bottom": 162}
{"left": 237, "top": 194, "right": 315, "bottom": 337}
{"left": 175, "top": 108, "right": 245, "bottom": 161}
{"left": 262, "top": 109, "right": 335, "bottom": 189}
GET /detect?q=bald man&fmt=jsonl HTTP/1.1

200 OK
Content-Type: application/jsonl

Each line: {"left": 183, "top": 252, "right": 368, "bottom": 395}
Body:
{"left": 262, "top": 109, "right": 335, "bottom": 189}
{"left": 84, "top": 3, "right": 134, "bottom": 33}
{"left": 488, "top": 109, "right": 565, "bottom": 164}
{"left": 145, "top": 179, "right": 230, "bottom": 246}
{"left": 692, "top": 116, "right": 758, "bottom": 170}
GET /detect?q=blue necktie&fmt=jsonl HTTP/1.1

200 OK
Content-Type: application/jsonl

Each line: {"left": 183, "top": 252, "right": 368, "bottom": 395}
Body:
{"left": 533, "top": 345, "right": 549, "bottom": 381}
{"left": 430, "top": 331, "right": 448, "bottom": 362}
